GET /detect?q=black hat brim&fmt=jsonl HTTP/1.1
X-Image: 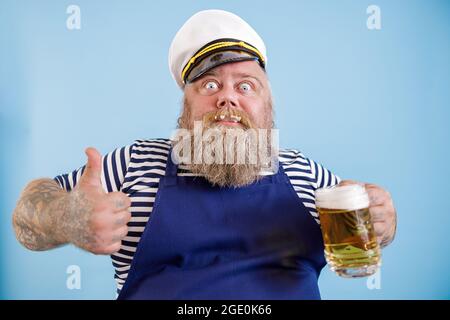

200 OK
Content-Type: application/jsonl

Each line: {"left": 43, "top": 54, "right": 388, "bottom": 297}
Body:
{"left": 185, "top": 50, "right": 261, "bottom": 84}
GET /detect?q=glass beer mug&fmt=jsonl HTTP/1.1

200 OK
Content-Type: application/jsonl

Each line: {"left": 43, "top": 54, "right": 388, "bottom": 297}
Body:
{"left": 315, "top": 184, "right": 381, "bottom": 277}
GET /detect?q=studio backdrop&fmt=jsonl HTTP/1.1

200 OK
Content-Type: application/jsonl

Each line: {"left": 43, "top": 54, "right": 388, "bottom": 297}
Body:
{"left": 1, "top": 0, "right": 449, "bottom": 299}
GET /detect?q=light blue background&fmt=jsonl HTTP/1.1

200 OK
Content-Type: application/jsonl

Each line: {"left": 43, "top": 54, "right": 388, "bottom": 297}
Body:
{"left": 1, "top": 0, "right": 449, "bottom": 299}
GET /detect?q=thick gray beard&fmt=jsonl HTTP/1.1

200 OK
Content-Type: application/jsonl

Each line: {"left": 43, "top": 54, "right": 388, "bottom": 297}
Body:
{"left": 176, "top": 96, "right": 274, "bottom": 188}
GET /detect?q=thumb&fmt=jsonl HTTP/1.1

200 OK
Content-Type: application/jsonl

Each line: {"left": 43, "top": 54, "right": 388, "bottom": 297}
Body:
{"left": 81, "top": 147, "right": 103, "bottom": 187}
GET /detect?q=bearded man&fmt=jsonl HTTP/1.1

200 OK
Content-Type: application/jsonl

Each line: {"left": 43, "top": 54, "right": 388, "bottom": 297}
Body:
{"left": 12, "top": 10, "right": 397, "bottom": 299}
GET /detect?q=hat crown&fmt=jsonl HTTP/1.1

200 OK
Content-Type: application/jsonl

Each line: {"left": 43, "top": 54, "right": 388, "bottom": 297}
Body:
{"left": 169, "top": 9, "right": 267, "bottom": 88}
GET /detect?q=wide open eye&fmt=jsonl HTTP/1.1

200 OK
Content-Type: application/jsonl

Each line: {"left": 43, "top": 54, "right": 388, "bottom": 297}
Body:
{"left": 239, "top": 82, "right": 252, "bottom": 92}
{"left": 205, "top": 81, "right": 219, "bottom": 90}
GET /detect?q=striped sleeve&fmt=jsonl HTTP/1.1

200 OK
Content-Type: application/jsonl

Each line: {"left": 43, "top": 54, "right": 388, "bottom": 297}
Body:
{"left": 307, "top": 157, "right": 341, "bottom": 189}
{"left": 53, "top": 144, "right": 133, "bottom": 193}
{"left": 280, "top": 149, "right": 341, "bottom": 224}
{"left": 280, "top": 149, "right": 341, "bottom": 190}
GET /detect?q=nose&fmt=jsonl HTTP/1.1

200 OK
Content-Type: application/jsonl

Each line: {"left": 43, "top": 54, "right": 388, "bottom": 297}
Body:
{"left": 216, "top": 86, "right": 238, "bottom": 109}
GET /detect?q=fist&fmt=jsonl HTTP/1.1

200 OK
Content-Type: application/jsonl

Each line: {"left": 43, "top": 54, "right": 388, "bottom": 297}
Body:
{"left": 65, "top": 147, "right": 131, "bottom": 255}
{"left": 338, "top": 180, "right": 397, "bottom": 248}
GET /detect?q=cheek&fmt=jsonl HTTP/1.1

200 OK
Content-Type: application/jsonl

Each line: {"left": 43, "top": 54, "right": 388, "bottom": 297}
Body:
{"left": 242, "top": 99, "right": 267, "bottom": 122}
{"left": 190, "top": 98, "right": 216, "bottom": 119}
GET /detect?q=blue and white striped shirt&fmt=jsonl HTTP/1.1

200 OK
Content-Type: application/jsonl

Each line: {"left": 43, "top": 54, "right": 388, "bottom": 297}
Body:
{"left": 54, "top": 138, "right": 340, "bottom": 294}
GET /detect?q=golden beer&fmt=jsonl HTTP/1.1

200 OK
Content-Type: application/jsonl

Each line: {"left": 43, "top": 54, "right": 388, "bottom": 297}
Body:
{"left": 315, "top": 185, "right": 381, "bottom": 277}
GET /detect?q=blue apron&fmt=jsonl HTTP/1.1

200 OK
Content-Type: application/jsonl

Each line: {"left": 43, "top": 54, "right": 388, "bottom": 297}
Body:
{"left": 118, "top": 149, "right": 326, "bottom": 299}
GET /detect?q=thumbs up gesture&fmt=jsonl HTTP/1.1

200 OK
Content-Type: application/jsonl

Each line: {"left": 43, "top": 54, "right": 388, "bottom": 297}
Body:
{"left": 64, "top": 147, "right": 131, "bottom": 255}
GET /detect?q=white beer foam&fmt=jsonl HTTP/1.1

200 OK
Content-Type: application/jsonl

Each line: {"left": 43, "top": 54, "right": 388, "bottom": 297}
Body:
{"left": 315, "top": 184, "right": 369, "bottom": 211}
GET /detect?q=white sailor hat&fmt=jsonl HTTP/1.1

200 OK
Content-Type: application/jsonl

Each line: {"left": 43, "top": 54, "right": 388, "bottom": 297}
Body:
{"left": 168, "top": 9, "right": 267, "bottom": 88}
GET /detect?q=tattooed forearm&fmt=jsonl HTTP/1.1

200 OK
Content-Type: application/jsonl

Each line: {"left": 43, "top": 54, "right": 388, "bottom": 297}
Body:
{"left": 12, "top": 179, "right": 66, "bottom": 250}
{"left": 12, "top": 178, "right": 93, "bottom": 251}
{"left": 13, "top": 213, "right": 60, "bottom": 251}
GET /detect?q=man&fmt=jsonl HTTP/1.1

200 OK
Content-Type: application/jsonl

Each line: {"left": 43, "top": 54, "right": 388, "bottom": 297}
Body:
{"left": 12, "top": 10, "right": 396, "bottom": 299}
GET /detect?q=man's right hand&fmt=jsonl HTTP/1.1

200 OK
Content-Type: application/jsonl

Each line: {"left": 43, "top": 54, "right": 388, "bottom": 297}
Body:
{"left": 66, "top": 147, "right": 131, "bottom": 255}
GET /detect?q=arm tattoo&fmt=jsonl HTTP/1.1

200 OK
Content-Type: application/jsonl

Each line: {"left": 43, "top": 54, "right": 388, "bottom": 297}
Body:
{"left": 115, "top": 200, "right": 125, "bottom": 209}
{"left": 12, "top": 179, "right": 67, "bottom": 250}
{"left": 12, "top": 178, "right": 94, "bottom": 251}
{"left": 60, "top": 188, "right": 95, "bottom": 249}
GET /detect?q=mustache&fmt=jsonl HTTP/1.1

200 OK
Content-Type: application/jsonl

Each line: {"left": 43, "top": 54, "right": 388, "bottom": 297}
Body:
{"left": 200, "top": 107, "right": 254, "bottom": 129}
